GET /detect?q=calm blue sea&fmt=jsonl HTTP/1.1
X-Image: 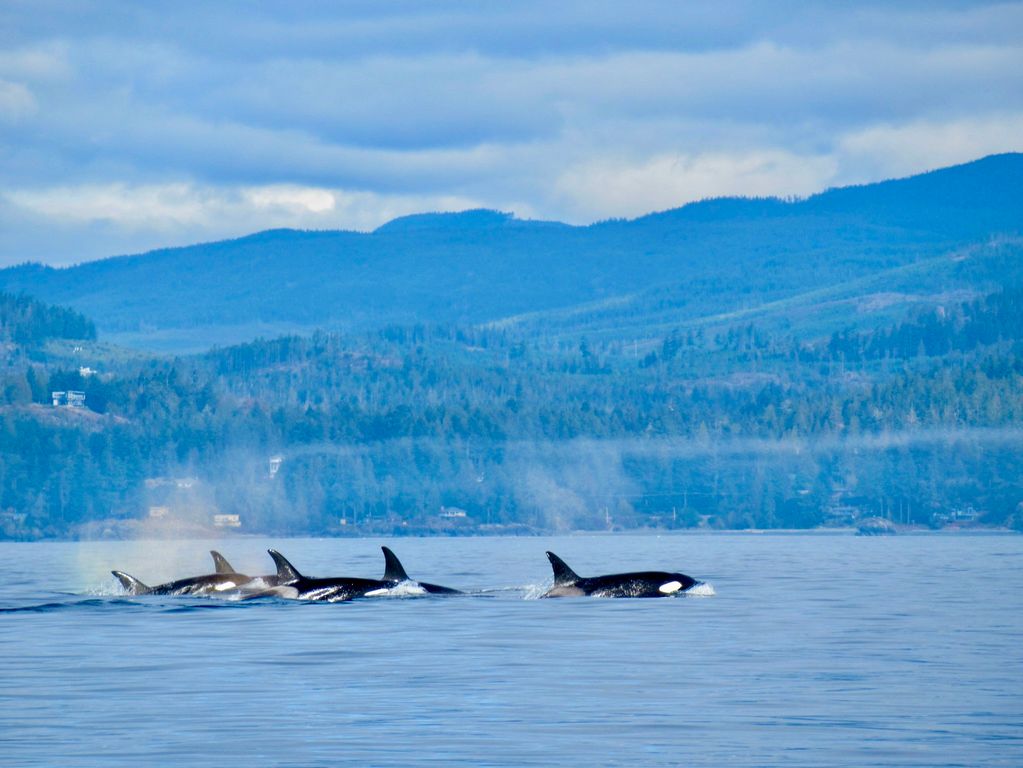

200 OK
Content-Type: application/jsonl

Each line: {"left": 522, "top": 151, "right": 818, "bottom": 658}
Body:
{"left": 1, "top": 533, "right": 1020, "bottom": 767}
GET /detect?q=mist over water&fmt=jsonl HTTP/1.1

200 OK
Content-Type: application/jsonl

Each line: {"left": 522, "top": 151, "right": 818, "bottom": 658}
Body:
{"left": 152, "top": 427, "right": 1023, "bottom": 536}
{"left": 2, "top": 533, "right": 1021, "bottom": 767}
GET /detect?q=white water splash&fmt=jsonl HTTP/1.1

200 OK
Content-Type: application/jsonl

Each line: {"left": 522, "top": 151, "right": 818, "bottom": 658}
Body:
{"left": 522, "top": 583, "right": 550, "bottom": 600}
{"left": 686, "top": 582, "right": 716, "bottom": 597}
{"left": 369, "top": 581, "right": 429, "bottom": 598}
{"left": 86, "top": 580, "right": 124, "bottom": 597}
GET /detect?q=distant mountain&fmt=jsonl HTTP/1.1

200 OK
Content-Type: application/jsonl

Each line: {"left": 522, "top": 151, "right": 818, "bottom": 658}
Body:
{"left": 0, "top": 153, "right": 1020, "bottom": 351}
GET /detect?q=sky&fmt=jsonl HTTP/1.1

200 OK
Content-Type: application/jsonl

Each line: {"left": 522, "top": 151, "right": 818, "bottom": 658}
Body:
{"left": 1, "top": 0, "right": 1021, "bottom": 266}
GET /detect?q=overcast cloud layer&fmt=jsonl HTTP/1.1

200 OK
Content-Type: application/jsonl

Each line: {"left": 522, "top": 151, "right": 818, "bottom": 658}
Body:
{"left": 1, "top": 1, "right": 1021, "bottom": 266}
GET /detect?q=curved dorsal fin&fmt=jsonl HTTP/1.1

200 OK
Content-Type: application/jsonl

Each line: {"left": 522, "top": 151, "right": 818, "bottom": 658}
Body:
{"left": 381, "top": 546, "right": 409, "bottom": 582}
{"left": 112, "top": 570, "right": 151, "bottom": 595}
{"left": 267, "top": 549, "right": 302, "bottom": 583}
{"left": 210, "top": 550, "right": 235, "bottom": 575}
{"left": 546, "top": 552, "right": 580, "bottom": 586}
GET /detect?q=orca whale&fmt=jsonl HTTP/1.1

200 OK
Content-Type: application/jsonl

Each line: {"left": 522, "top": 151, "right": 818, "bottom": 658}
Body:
{"left": 541, "top": 552, "right": 702, "bottom": 598}
{"left": 111, "top": 551, "right": 252, "bottom": 596}
{"left": 263, "top": 547, "right": 461, "bottom": 601}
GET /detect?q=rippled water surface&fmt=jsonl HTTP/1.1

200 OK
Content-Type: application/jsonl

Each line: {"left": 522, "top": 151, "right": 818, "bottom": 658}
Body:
{"left": 1, "top": 533, "right": 1021, "bottom": 767}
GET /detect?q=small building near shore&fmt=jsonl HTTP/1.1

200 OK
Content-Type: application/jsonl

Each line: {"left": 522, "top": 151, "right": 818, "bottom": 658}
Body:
{"left": 269, "top": 455, "right": 284, "bottom": 478}
{"left": 51, "top": 390, "right": 86, "bottom": 408}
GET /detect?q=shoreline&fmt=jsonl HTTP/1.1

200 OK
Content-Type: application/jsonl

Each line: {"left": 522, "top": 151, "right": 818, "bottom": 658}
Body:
{"left": 1, "top": 525, "right": 1018, "bottom": 544}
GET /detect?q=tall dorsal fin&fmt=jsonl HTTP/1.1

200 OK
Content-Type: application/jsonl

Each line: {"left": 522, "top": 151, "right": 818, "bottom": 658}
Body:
{"left": 111, "top": 570, "right": 151, "bottom": 595}
{"left": 267, "top": 549, "right": 303, "bottom": 583}
{"left": 381, "top": 546, "right": 410, "bottom": 582}
{"left": 546, "top": 552, "right": 580, "bottom": 586}
{"left": 210, "top": 550, "right": 235, "bottom": 575}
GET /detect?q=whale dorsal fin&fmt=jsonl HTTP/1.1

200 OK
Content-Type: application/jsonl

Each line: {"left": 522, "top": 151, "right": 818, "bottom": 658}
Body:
{"left": 267, "top": 549, "right": 302, "bottom": 583}
{"left": 546, "top": 552, "right": 580, "bottom": 586}
{"left": 381, "top": 546, "right": 410, "bottom": 582}
{"left": 210, "top": 550, "right": 235, "bottom": 575}
{"left": 112, "top": 570, "right": 151, "bottom": 595}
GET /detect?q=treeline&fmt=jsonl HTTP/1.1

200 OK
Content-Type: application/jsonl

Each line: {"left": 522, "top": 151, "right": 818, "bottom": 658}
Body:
{"left": 638, "top": 284, "right": 1023, "bottom": 369}
{"left": 822, "top": 285, "right": 1023, "bottom": 361}
{"left": 0, "top": 292, "right": 96, "bottom": 346}
{"left": 198, "top": 333, "right": 1023, "bottom": 443}
{"left": 2, "top": 287, "right": 1023, "bottom": 538}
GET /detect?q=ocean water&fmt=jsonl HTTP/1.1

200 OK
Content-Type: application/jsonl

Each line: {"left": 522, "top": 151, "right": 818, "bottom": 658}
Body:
{"left": 1, "top": 532, "right": 1020, "bottom": 767}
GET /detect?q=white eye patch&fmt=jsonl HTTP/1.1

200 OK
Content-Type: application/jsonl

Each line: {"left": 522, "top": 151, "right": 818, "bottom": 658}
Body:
{"left": 658, "top": 581, "right": 682, "bottom": 594}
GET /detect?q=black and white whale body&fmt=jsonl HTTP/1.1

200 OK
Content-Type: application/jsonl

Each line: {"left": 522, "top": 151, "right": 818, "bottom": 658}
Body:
{"left": 541, "top": 552, "right": 702, "bottom": 598}
{"left": 111, "top": 551, "right": 252, "bottom": 596}
{"left": 263, "top": 547, "right": 461, "bottom": 602}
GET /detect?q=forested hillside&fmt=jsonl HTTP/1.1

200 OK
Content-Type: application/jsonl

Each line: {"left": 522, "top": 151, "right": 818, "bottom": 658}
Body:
{"left": 2, "top": 282, "right": 1022, "bottom": 538}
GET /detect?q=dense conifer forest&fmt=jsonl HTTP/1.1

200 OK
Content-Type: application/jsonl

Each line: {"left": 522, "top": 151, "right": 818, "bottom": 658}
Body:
{"left": 2, "top": 282, "right": 1022, "bottom": 538}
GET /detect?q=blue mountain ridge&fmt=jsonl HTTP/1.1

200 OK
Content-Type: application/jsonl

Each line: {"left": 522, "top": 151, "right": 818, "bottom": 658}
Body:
{"left": 0, "top": 153, "right": 1019, "bottom": 351}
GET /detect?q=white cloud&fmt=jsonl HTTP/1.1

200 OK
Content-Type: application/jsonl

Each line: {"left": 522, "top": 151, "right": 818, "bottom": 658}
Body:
{"left": 550, "top": 108, "right": 1023, "bottom": 220}
{"left": 835, "top": 112, "right": 1023, "bottom": 182}
{"left": 8, "top": 184, "right": 214, "bottom": 230}
{"left": 0, "top": 43, "right": 71, "bottom": 81}
{"left": 554, "top": 150, "right": 839, "bottom": 220}
{"left": 0, "top": 79, "right": 36, "bottom": 121}
{"left": 3, "top": 179, "right": 482, "bottom": 243}
{"left": 244, "top": 185, "right": 337, "bottom": 214}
